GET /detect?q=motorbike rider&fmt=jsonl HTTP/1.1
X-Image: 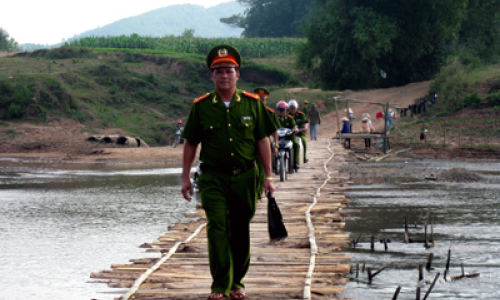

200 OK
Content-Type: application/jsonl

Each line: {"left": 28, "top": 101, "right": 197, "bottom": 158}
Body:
{"left": 288, "top": 100, "right": 308, "bottom": 164}
{"left": 254, "top": 87, "right": 279, "bottom": 200}
{"left": 276, "top": 101, "right": 300, "bottom": 171}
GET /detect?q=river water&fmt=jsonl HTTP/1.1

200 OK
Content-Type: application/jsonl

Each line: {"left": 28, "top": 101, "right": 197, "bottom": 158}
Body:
{"left": 340, "top": 160, "right": 500, "bottom": 300}
{"left": 0, "top": 165, "right": 194, "bottom": 300}
{"left": 2, "top": 159, "right": 499, "bottom": 300}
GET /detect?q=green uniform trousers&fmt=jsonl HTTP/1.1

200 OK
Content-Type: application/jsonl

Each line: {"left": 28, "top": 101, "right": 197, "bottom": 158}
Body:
{"left": 292, "top": 135, "right": 300, "bottom": 165}
{"left": 198, "top": 166, "right": 257, "bottom": 296}
{"left": 256, "top": 157, "right": 265, "bottom": 200}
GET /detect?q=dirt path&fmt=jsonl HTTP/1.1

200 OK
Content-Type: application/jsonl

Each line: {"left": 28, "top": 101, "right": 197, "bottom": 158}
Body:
{"left": 319, "top": 81, "right": 431, "bottom": 138}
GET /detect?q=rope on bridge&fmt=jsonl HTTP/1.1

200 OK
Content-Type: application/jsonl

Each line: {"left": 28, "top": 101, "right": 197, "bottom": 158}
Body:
{"left": 120, "top": 222, "right": 207, "bottom": 300}
{"left": 303, "top": 139, "right": 336, "bottom": 300}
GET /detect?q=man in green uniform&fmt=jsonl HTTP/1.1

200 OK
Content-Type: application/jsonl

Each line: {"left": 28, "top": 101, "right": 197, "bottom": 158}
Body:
{"left": 276, "top": 101, "right": 300, "bottom": 171}
{"left": 288, "top": 99, "right": 308, "bottom": 163}
{"left": 253, "top": 87, "right": 279, "bottom": 200}
{"left": 181, "top": 45, "right": 277, "bottom": 300}
{"left": 301, "top": 100, "right": 310, "bottom": 117}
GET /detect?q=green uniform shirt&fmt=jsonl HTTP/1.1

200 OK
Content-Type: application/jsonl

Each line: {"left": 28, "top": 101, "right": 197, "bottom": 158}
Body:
{"left": 278, "top": 114, "right": 296, "bottom": 129}
{"left": 265, "top": 106, "right": 280, "bottom": 130}
{"left": 182, "top": 89, "right": 277, "bottom": 170}
{"left": 293, "top": 111, "right": 308, "bottom": 137}
{"left": 301, "top": 106, "right": 309, "bottom": 118}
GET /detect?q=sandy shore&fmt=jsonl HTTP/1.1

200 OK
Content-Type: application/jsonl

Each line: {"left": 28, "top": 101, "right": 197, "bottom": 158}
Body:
{"left": 0, "top": 146, "right": 186, "bottom": 169}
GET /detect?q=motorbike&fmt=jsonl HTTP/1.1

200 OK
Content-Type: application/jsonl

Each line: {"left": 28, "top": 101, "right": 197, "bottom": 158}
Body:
{"left": 273, "top": 128, "right": 295, "bottom": 182}
{"left": 171, "top": 126, "right": 184, "bottom": 148}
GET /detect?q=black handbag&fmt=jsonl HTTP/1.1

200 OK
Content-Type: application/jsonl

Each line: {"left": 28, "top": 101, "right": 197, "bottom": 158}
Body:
{"left": 267, "top": 192, "right": 288, "bottom": 241}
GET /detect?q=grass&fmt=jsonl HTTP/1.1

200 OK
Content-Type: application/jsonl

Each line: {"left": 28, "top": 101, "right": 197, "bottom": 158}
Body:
{"left": 0, "top": 47, "right": 306, "bottom": 145}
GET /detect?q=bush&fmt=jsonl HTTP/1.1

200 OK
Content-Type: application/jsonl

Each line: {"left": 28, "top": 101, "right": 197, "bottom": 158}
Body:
{"left": 8, "top": 103, "right": 23, "bottom": 118}
{"left": 486, "top": 92, "right": 500, "bottom": 106}
{"left": 463, "top": 92, "right": 483, "bottom": 108}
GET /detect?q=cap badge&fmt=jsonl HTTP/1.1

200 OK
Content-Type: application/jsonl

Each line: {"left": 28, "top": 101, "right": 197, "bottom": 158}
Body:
{"left": 218, "top": 48, "right": 228, "bottom": 57}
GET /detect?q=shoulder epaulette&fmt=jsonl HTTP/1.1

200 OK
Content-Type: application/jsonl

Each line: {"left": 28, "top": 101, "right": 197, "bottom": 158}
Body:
{"left": 242, "top": 91, "right": 260, "bottom": 100}
{"left": 266, "top": 107, "right": 275, "bottom": 113}
{"left": 287, "top": 114, "right": 294, "bottom": 118}
{"left": 193, "top": 93, "right": 210, "bottom": 104}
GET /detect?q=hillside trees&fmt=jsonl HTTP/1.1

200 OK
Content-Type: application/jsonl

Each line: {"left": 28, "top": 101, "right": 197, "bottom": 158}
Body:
{"left": 457, "top": 0, "right": 500, "bottom": 64}
{"left": 299, "top": 0, "right": 468, "bottom": 89}
{"left": 0, "top": 28, "right": 19, "bottom": 51}
{"left": 220, "top": 0, "right": 312, "bottom": 37}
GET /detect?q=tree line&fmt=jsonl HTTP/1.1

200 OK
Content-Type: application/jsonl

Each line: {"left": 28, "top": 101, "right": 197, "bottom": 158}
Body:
{"left": 224, "top": 0, "right": 500, "bottom": 89}
{"left": 0, "top": 28, "right": 18, "bottom": 51}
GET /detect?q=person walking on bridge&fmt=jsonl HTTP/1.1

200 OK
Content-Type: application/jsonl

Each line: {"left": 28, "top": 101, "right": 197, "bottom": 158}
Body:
{"left": 181, "top": 45, "right": 277, "bottom": 300}
{"left": 307, "top": 103, "right": 320, "bottom": 141}
{"left": 254, "top": 87, "right": 279, "bottom": 200}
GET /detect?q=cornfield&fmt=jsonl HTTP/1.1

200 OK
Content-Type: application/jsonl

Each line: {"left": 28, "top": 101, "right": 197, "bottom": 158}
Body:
{"left": 66, "top": 36, "right": 305, "bottom": 58}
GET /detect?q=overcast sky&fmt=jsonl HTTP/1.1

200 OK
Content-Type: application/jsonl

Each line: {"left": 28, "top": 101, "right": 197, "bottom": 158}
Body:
{"left": 2, "top": 0, "right": 234, "bottom": 45}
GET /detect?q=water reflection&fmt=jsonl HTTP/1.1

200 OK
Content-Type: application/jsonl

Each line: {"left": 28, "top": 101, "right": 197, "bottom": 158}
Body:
{"left": 341, "top": 160, "right": 500, "bottom": 300}
{"left": 0, "top": 166, "right": 194, "bottom": 300}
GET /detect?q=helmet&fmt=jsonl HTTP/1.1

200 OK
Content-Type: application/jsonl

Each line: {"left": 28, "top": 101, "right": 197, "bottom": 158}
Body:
{"left": 177, "top": 120, "right": 183, "bottom": 124}
{"left": 276, "top": 101, "right": 288, "bottom": 110}
{"left": 288, "top": 99, "right": 298, "bottom": 109}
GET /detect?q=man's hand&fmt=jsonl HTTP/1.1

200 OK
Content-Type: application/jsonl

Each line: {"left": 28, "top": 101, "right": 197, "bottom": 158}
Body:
{"left": 264, "top": 180, "right": 275, "bottom": 196}
{"left": 272, "top": 146, "right": 278, "bottom": 157}
{"left": 181, "top": 179, "right": 193, "bottom": 202}
{"left": 181, "top": 141, "right": 198, "bottom": 202}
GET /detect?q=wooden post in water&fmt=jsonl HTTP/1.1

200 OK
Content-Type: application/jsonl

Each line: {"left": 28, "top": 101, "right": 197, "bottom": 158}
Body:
{"left": 424, "top": 219, "right": 428, "bottom": 248}
{"left": 392, "top": 286, "right": 401, "bottom": 300}
{"left": 419, "top": 264, "right": 424, "bottom": 281}
{"left": 404, "top": 217, "right": 410, "bottom": 243}
{"left": 416, "top": 287, "right": 421, "bottom": 300}
{"left": 371, "top": 236, "right": 375, "bottom": 252}
{"left": 426, "top": 253, "right": 434, "bottom": 270}
{"left": 444, "top": 248, "right": 451, "bottom": 280}
{"left": 356, "top": 263, "right": 359, "bottom": 278}
{"left": 431, "top": 215, "right": 435, "bottom": 243}
{"left": 367, "top": 267, "right": 372, "bottom": 284}
{"left": 383, "top": 238, "right": 388, "bottom": 252}
{"left": 422, "top": 273, "right": 440, "bottom": 300}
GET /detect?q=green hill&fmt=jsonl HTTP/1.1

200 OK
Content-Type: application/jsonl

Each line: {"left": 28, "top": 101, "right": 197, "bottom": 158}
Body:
{"left": 0, "top": 46, "right": 304, "bottom": 146}
{"left": 71, "top": 3, "right": 244, "bottom": 40}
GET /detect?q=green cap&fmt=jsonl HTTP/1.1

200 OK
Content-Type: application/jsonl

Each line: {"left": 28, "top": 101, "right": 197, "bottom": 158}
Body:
{"left": 311, "top": 103, "right": 316, "bottom": 107}
{"left": 254, "top": 87, "right": 270, "bottom": 97}
{"left": 206, "top": 44, "right": 241, "bottom": 69}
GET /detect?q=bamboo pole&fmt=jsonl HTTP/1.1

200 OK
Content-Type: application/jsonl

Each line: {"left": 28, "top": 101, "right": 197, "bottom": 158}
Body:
{"left": 444, "top": 248, "right": 451, "bottom": 280}
{"left": 422, "top": 273, "right": 440, "bottom": 300}
{"left": 426, "top": 253, "right": 434, "bottom": 270}
{"left": 392, "top": 286, "right": 401, "bottom": 300}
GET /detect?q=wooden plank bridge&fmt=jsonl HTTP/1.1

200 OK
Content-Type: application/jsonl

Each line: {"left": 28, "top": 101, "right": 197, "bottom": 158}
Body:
{"left": 90, "top": 138, "right": 352, "bottom": 300}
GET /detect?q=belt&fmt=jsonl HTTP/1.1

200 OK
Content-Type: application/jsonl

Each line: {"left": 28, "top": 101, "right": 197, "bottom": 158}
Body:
{"left": 200, "top": 160, "right": 255, "bottom": 176}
